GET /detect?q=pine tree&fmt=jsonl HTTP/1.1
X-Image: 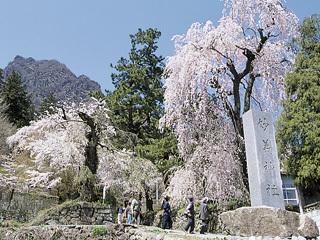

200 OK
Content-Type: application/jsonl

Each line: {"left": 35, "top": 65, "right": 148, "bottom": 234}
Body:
{"left": 106, "top": 28, "right": 165, "bottom": 141}
{"left": 0, "top": 70, "right": 34, "bottom": 128}
{"left": 97, "top": 28, "right": 181, "bottom": 181}
{"left": 276, "top": 14, "right": 320, "bottom": 190}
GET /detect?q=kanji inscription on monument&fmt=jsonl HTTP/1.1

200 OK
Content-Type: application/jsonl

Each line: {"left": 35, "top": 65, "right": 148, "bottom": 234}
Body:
{"left": 243, "top": 109, "right": 285, "bottom": 209}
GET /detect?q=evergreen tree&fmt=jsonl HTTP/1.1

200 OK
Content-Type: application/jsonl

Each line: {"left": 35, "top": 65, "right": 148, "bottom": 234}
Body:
{"left": 0, "top": 69, "right": 3, "bottom": 89}
{"left": 106, "top": 28, "right": 165, "bottom": 141}
{"left": 92, "top": 28, "right": 181, "bottom": 178}
{"left": 0, "top": 70, "right": 34, "bottom": 128}
{"left": 0, "top": 97, "right": 16, "bottom": 155}
{"left": 276, "top": 14, "right": 320, "bottom": 190}
{"left": 0, "top": 70, "right": 21, "bottom": 153}
{"left": 134, "top": 132, "right": 181, "bottom": 183}
{"left": 37, "top": 92, "right": 59, "bottom": 117}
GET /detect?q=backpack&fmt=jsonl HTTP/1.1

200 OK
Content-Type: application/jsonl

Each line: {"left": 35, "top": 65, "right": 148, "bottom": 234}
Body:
{"left": 132, "top": 199, "right": 141, "bottom": 211}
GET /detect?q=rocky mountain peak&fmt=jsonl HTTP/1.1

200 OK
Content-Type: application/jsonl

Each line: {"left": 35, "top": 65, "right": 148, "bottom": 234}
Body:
{"left": 3, "top": 56, "right": 101, "bottom": 107}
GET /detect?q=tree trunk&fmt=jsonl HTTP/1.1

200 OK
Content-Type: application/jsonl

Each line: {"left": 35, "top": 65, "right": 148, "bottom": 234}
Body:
{"left": 78, "top": 112, "right": 99, "bottom": 174}
{"left": 77, "top": 112, "right": 99, "bottom": 202}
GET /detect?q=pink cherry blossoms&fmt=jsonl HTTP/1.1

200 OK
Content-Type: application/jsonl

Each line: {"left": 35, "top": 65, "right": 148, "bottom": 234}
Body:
{"left": 160, "top": 0, "right": 298, "bottom": 204}
{"left": 5, "top": 99, "right": 163, "bottom": 197}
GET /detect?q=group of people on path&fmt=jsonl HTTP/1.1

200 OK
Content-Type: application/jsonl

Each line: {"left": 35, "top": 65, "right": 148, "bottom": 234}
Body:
{"left": 117, "top": 193, "right": 142, "bottom": 225}
{"left": 117, "top": 194, "right": 210, "bottom": 235}
{"left": 162, "top": 195, "right": 210, "bottom": 235}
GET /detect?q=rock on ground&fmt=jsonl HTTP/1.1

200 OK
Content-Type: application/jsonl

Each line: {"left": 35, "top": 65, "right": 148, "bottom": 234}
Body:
{"left": 219, "top": 206, "right": 319, "bottom": 239}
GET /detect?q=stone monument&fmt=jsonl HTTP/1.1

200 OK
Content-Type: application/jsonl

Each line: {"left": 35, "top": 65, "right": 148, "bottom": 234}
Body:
{"left": 218, "top": 110, "right": 318, "bottom": 238}
{"left": 243, "top": 109, "right": 285, "bottom": 209}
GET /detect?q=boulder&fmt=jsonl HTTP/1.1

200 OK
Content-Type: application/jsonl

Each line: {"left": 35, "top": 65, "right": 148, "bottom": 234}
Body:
{"left": 219, "top": 206, "right": 319, "bottom": 238}
{"left": 298, "top": 214, "right": 319, "bottom": 239}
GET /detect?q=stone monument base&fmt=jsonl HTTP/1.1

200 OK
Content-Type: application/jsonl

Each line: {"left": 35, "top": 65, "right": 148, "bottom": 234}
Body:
{"left": 219, "top": 206, "right": 319, "bottom": 238}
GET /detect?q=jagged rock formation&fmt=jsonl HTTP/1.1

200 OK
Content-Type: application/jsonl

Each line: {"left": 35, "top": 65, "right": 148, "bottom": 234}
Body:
{"left": 3, "top": 56, "right": 101, "bottom": 107}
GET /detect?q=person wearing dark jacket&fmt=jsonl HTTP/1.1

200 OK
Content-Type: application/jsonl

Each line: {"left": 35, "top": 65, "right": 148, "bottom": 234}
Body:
{"left": 162, "top": 196, "right": 172, "bottom": 230}
{"left": 184, "top": 196, "right": 195, "bottom": 234}
{"left": 199, "top": 197, "right": 210, "bottom": 234}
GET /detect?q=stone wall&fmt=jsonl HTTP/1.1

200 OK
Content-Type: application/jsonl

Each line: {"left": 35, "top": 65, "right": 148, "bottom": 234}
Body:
{"left": 0, "top": 224, "right": 117, "bottom": 240}
{"left": 0, "top": 190, "right": 112, "bottom": 226}
{"left": 0, "top": 189, "right": 59, "bottom": 223}
{"left": 32, "top": 201, "right": 112, "bottom": 226}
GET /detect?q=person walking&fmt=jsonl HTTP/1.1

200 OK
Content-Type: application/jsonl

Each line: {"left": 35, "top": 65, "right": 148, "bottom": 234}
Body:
{"left": 184, "top": 196, "right": 195, "bottom": 234}
{"left": 117, "top": 203, "right": 124, "bottom": 224}
{"left": 125, "top": 201, "right": 133, "bottom": 224}
{"left": 162, "top": 196, "right": 172, "bottom": 230}
{"left": 132, "top": 193, "right": 142, "bottom": 224}
{"left": 199, "top": 197, "right": 210, "bottom": 234}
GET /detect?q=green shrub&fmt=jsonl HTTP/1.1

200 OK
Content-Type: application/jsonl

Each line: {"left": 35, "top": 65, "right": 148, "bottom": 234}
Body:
{"left": 91, "top": 226, "right": 107, "bottom": 236}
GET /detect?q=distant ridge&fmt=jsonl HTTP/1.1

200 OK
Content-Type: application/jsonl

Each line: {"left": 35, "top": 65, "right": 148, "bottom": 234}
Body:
{"left": 3, "top": 56, "right": 101, "bottom": 107}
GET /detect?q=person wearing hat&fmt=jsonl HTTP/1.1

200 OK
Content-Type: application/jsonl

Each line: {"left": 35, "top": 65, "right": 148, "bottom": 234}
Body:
{"left": 184, "top": 196, "right": 195, "bottom": 234}
{"left": 162, "top": 195, "right": 172, "bottom": 230}
{"left": 199, "top": 197, "right": 210, "bottom": 234}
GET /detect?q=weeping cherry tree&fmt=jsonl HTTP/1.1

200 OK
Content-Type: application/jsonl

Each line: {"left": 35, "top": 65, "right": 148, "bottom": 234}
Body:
{"left": 6, "top": 99, "right": 163, "bottom": 202}
{"left": 160, "top": 0, "right": 298, "bottom": 204}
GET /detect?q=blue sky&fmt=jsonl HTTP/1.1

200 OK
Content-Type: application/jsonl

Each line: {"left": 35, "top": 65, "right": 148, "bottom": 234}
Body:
{"left": 0, "top": 0, "right": 319, "bottom": 92}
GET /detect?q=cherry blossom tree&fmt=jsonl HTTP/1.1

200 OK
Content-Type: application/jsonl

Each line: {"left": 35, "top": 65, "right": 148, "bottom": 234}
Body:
{"left": 164, "top": 111, "right": 249, "bottom": 206}
{"left": 98, "top": 149, "right": 164, "bottom": 207}
{"left": 6, "top": 100, "right": 106, "bottom": 190}
{"left": 6, "top": 99, "right": 163, "bottom": 202}
{"left": 160, "top": 0, "right": 299, "bottom": 189}
{"left": 0, "top": 155, "right": 16, "bottom": 190}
